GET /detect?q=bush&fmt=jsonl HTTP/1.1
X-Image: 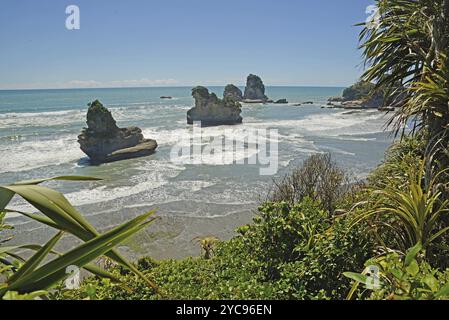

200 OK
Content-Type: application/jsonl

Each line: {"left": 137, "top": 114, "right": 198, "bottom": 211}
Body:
{"left": 271, "top": 211, "right": 373, "bottom": 299}
{"left": 345, "top": 244, "right": 449, "bottom": 300}
{"left": 56, "top": 243, "right": 275, "bottom": 300}
{"left": 238, "top": 199, "right": 329, "bottom": 279}
{"left": 268, "top": 154, "right": 350, "bottom": 214}
{"left": 237, "top": 198, "right": 374, "bottom": 299}
{"left": 368, "top": 135, "right": 426, "bottom": 189}
{"left": 56, "top": 197, "right": 373, "bottom": 300}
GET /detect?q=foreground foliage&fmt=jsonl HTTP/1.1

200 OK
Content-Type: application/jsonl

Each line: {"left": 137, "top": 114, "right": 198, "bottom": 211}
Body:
{"left": 0, "top": 177, "right": 156, "bottom": 299}
{"left": 345, "top": 243, "right": 449, "bottom": 300}
{"left": 361, "top": 0, "right": 449, "bottom": 138}
{"left": 56, "top": 197, "right": 373, "bottom": 300}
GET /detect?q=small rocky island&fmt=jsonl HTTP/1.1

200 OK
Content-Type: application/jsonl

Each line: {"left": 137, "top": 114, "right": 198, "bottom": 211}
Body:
{"left": 222, "top": 74, "right": 288, "bottom": 105}
{"left": 274, "top": 99, "right": 289, "bottom": 104}
{"left": 327, "top": 81, "right": 393, "bottom": 110}
{"left": 187, "top": 86, "right": 243, "bottom": 126}
{"left": 243, "top": 74, "right": 271, "bottom": 103}
{"left": 78, "top": 100, "right": 157, "bottom": 163}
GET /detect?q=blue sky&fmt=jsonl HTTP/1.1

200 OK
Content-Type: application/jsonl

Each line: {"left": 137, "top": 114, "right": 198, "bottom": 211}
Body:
{"left": 0, "top": 0, "right": 375, "bottom": 89}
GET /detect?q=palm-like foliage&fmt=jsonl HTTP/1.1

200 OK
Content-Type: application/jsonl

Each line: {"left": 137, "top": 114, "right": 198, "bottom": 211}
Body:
{"left": 192, "top": 236, "right": 219, "bottom": 259}
{"left": 0, "top": 176, "right": 157, "bottom": 298}
{"left": 353, "top": 163, "right": 449, "bottom": 252}
{"left": 360, "top": 0, "right": 449, "bottom": 136}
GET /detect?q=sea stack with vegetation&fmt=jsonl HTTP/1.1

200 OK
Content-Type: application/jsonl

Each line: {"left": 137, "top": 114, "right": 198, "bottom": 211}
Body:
{"left": 78, "top": 100, "right": 158, "bottom": 163}
{"left": 223, "top": 84, "right": 243, "bottom": 102}
{"left": 187, "top": 86, "right": 243, "bottom": 126}
{"left": 328, "top": 81, "right": 390, "bottom": 110}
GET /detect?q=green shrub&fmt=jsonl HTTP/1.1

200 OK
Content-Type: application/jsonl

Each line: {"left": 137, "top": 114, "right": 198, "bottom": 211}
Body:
{"left": 268, "top": 154, "right": 349, "bottom": 214}
{"left": 368, "top": 135, "right": 425, "bottom": 189}
{"left": 356, "top": 161, "right": 449, "bottom": 254}
{"left": 239, "top": 199, "right": 329, "bottom": 279}
{"left": 237, "top": 198, "right": 374, "bottom": 299}
{"left": 57, "top": 197, "right": 373, "bottom": 300}
{"left": 272, "top": 214, "right": 373, "bottom": 299}
{"left": 345, "top": 243, "right": 449, "bottom": 300}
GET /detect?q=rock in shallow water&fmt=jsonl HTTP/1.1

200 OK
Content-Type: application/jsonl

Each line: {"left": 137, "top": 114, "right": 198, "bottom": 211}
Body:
{"left": 78, "top": 100, "right": 158, "bottom": 163}
{"left": 274, "top": 99, "right": 289, "bottom": 104}
{"left": 187, "top": 86, "right": 243, "bottom": 126}
{"left": 243, "top": 74, "right": 270, "bottom": 102}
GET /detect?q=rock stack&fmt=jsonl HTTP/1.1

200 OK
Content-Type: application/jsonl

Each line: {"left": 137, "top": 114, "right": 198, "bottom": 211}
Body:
{"left": 223, "top": 84, "right": 243, "bottom": 102}
{"left": 78, "top": 100, "right": 157, "bottom": 163}
{"left": 187, "top": 86, "right": 243, "bottom": 126}
{"left": 243, "top": 74, "right": 270, "bottom": 102}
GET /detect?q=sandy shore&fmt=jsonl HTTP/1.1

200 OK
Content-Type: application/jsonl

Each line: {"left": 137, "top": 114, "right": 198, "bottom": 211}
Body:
{"left": 6, "top": 197, "right": 258, "bottom": 261}
{"left": 120, "top": 209, "right": 256, "bottom": 261}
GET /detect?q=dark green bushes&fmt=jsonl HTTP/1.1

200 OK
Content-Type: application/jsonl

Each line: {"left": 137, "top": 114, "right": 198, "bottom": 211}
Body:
{"left": 342, "top": 81, "right": 376, "bottom": 101}
{"left": 268, "top": 154, "right": 350, "bottom": 213}
{"left": 57, "top": 197, "right": 373, "bottom": 300}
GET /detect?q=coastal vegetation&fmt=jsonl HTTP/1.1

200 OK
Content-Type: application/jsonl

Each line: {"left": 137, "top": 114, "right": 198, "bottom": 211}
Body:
{"left": 0, "top": 177, "right": 157, "bottom": 299}
{"left": 1, "top": 0, "right": 449, "bottom": 300}
{"left": 342, "top": 81, "right": 376, "bottom": 101}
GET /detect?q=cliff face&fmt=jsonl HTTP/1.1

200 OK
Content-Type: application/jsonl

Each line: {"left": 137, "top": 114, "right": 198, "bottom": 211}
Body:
{"left": 187, "top": 86, "right": 243, "bottom": 126}
{"left": 78, "top": 100, "right": 157, "bottom": 163}
{"left": 243, "top": 74, "right": 269, "bottom": 102}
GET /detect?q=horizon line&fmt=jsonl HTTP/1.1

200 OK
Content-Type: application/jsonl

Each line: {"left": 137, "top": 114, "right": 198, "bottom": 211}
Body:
{"left": 0, "top": 84, "right": 348, "bottom": 91}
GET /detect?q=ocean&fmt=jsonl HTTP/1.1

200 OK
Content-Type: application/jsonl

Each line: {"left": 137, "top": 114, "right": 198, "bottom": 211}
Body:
{"left": 0, "top": 86, "right": 394, "bottom": 259}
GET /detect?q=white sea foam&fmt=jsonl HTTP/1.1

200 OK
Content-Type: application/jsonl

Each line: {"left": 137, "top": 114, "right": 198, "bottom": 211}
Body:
{"left": 0, "top": 103, "right": 190, "bottom": 130}
{"left": 64, "top": 161, "right": 185, "bottom": 206}
{"left": 0, "top": 109, "right": 85, "bottom": 129}
{"left": 246, "top": 110, "right": 387, "bottom": 136}
{"left": 1, "top": 135, "right": 83, "bottom": 173}
{"left": 6, "top": 161, "right": 186, "bottom": 215}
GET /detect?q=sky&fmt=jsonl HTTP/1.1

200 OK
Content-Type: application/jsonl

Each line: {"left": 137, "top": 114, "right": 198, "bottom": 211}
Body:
{"left": 0, "top": 0, "right": 376, "bottom": 90}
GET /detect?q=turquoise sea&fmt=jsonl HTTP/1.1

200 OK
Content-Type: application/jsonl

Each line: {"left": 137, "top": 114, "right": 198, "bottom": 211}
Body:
{"left": 0, "top": 86, "right": 394, "bottom": 258}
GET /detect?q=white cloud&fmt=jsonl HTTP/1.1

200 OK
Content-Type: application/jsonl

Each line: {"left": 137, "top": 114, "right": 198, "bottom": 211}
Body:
{"left": 0, "top": 78, "right": 179, "bottom": 90}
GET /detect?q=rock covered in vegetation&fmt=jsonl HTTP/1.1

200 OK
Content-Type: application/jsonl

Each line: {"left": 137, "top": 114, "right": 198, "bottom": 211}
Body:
{"left": 78, "top": 100, "right": 157, "bottom": 163}
{"left": 243, "top": 74, "right": 270, "bottom": 102}
{"left": 342, "top": 81, "right": 377, "bottom": 101}
{"left": 327, "top": 81, "right": 387, "bottom": 109}
{"left": 223, "top": 84, "right": 243, "bottom": 102}
{"left": 187, "top": 86, "right": 243, "bottom": 126}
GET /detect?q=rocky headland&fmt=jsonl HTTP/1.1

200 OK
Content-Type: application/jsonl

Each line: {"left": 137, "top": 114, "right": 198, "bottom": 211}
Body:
{"left": 187, "top": 86, "right": 243, "bottom": 126}
{"left": 78, "top": 100, "right": 158, "bottom": 163}
{"left": 327, "top": 81, "right": 394, "bottom": 111}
